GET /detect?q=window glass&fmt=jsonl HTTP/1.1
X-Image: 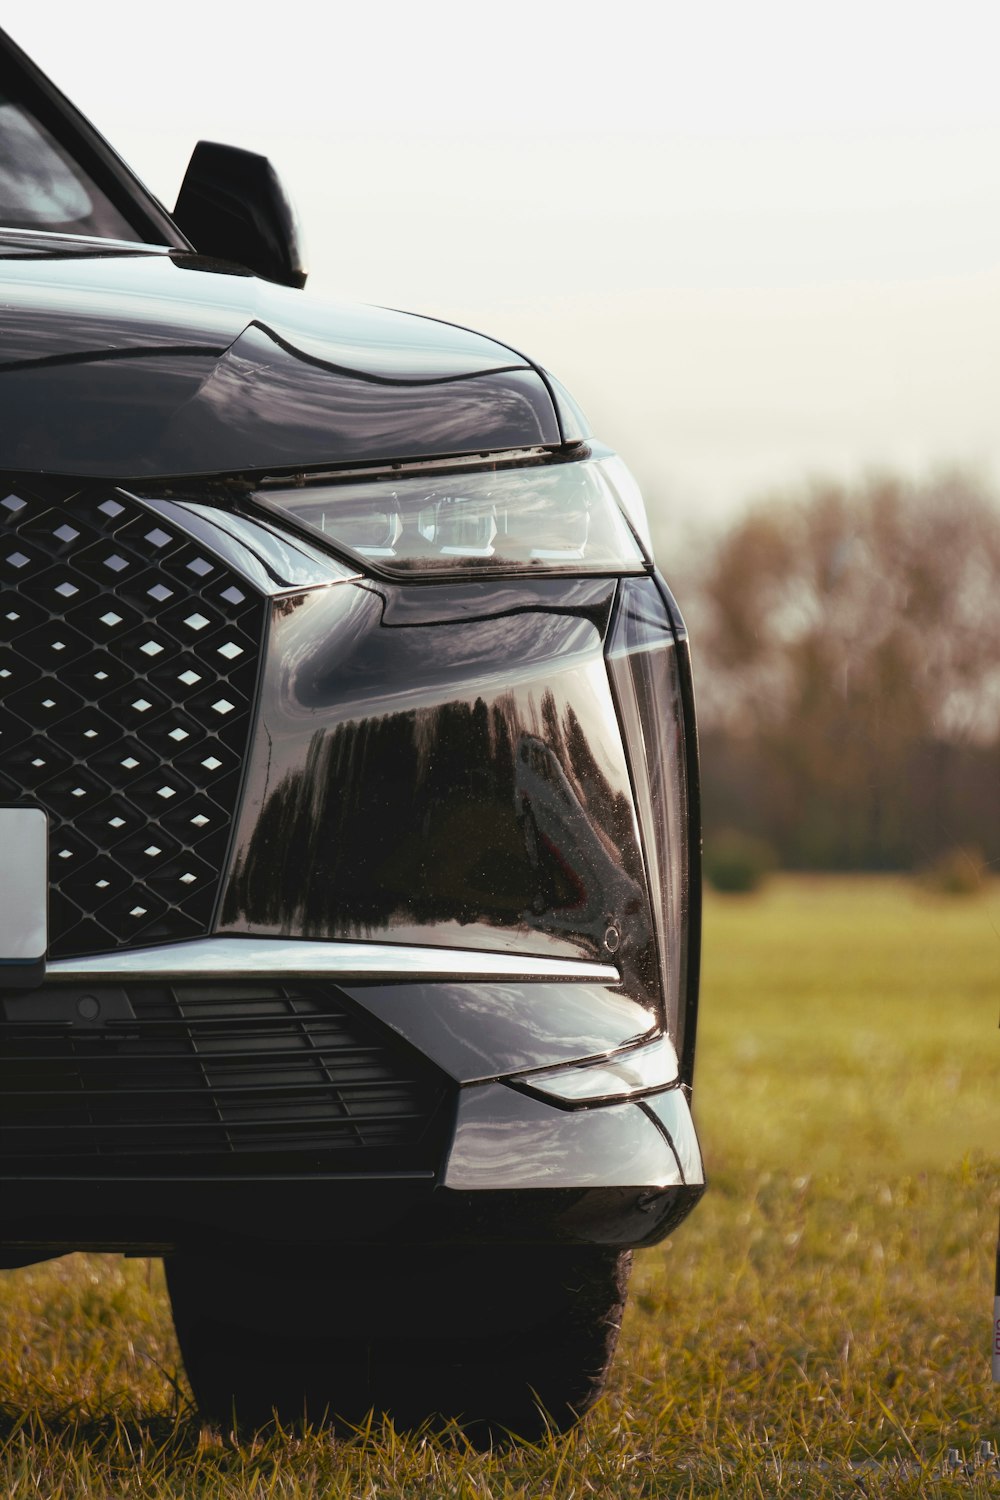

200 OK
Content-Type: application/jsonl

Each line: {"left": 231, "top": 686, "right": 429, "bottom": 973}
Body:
{"left": 0, "top": 92, "right": 142, "bottom": 240}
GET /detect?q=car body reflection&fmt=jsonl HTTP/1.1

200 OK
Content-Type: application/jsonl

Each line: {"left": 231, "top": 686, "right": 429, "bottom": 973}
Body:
{"left": 221, "top": 577, "right": 660, "bottom": 1008}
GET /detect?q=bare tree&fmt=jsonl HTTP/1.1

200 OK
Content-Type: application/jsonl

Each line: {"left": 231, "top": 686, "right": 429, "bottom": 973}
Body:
{"left": 688, "top": 471, "right": 1000, "bottom": 868}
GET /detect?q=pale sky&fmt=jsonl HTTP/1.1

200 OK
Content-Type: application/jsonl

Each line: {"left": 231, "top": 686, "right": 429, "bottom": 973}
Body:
{"left": 5, "top": 0, "right": 1000, "bottom": 548}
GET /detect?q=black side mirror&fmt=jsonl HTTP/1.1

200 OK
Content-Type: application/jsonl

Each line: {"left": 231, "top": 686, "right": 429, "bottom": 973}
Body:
{"left": 173, "top": 141, "right": 307, "bottom": 289}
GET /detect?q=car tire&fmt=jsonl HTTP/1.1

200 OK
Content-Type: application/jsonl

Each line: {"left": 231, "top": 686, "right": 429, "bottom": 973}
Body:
{"left": 165, "top": 1245, "right": 631, "bottom": 1443}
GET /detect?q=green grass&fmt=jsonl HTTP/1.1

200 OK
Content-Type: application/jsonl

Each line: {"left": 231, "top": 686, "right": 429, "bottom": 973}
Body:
{"left": 0, "top": 876, "right": 997, "bottom": 1496}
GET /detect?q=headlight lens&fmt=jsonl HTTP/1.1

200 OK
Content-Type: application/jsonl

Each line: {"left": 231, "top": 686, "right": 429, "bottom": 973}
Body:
{"left": 256, "top": 457, "right": 646, "bottom": 577}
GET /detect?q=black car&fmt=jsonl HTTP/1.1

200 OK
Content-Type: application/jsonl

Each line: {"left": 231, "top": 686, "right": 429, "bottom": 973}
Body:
{"left": 0, "top": 27, "right": 704, "bottom": 1441}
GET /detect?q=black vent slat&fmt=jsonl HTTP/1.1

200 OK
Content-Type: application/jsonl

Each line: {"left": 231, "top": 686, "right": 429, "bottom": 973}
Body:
{"left": 0, "top": 984, "right": 452, "bottom": 1177}
{"left": 8, "top": 1112, "right": 433, "bottom": 1130}
{"left": 0, "top": 482, "right": 266, "bottom": 958}
{"left": 4, "top": 1044, "right": 387, "bottom": 1063}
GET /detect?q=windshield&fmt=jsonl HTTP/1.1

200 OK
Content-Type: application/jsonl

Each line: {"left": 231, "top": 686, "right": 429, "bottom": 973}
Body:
{"left": 0, "top": 90, "right": 142, "bottom": 241}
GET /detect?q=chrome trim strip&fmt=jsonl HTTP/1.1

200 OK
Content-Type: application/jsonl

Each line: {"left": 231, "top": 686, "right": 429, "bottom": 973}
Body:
{"left": 46, "top": 937, "right": 620, "bottom": 985}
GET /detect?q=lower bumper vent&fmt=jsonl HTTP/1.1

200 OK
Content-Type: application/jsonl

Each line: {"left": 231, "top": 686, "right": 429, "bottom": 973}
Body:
{"left": 0, "top": 984, "right": 452, "bottom": 1177}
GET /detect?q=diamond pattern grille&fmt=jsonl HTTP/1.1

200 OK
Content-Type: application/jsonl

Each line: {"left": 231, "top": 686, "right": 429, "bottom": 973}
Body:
{"left": 0, "top": 483, "right": 266, "bottom": 958}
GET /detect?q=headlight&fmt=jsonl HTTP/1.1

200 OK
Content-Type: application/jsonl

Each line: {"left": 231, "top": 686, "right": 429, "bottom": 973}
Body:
{"left": 255, "top": 457, "right": 647, "bottom": 577}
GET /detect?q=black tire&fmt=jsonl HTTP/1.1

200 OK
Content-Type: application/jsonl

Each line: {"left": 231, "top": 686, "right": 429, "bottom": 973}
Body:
{"left": 166, "top": 1244, "right": 631, "bottom": 1443}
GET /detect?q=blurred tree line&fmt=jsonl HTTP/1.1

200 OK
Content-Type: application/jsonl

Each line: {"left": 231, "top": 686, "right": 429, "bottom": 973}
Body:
{"left": 684, "top": 471, "right": 1000, "bottom": 871}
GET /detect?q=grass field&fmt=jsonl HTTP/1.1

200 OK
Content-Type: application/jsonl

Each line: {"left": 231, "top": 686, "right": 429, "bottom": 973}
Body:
{"left": 0, "top": 876, "right": 997, "bottom": 1496}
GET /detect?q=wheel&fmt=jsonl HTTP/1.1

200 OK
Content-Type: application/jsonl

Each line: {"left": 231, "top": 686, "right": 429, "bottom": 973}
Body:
{"left": 166, "top": 1244, "right": 631, "bottom": 1443}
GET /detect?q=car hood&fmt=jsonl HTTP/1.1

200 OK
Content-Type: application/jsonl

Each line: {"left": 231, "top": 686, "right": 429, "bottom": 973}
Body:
{"left": 0, "top": 235, "right": 560, "bottom": 477}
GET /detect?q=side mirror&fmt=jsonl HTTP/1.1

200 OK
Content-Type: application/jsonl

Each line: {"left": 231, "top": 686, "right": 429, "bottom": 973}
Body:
{"left": 173, "top": 141, "right": 307, "bottom": 289}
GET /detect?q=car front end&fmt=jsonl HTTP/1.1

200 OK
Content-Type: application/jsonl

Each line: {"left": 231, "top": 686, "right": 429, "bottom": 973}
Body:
{"left": 0, "top": 33, "right": 703, "bottom": 1434}
{"left": 1, "top": 412, "right": 702, "bottom": 1259}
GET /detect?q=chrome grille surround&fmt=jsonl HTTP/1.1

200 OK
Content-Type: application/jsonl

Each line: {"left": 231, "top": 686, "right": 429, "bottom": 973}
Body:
{"left": 0, "top": 480, "right": 267, "bottom": 958}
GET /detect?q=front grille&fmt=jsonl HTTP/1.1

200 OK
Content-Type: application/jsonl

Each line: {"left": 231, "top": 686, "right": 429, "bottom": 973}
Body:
{"left": 0, "top": 984, "right": 452, "bottom": 1176}
{"left": 0, "top": 480, "right": 266, "bottom": 957}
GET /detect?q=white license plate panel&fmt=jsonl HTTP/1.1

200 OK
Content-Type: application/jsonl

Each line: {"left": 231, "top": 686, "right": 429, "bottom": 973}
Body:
{"left": 0, "top": 806, "right": 47, "bottom": 965}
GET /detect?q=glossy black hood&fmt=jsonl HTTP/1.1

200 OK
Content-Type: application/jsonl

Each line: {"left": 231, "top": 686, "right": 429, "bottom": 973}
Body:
{"left": 0, "top": 234, "right": 560, "bottom": 477}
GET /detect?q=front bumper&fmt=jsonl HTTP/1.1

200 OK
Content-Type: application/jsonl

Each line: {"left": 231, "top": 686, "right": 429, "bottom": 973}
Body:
{"left": 0, "top": 938, "right": 703, "bottom": 1258}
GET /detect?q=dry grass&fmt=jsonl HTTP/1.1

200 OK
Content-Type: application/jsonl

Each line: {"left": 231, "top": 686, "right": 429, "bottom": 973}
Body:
{"left": 0, "top": 875, "right": 997, "bottom": 1496}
